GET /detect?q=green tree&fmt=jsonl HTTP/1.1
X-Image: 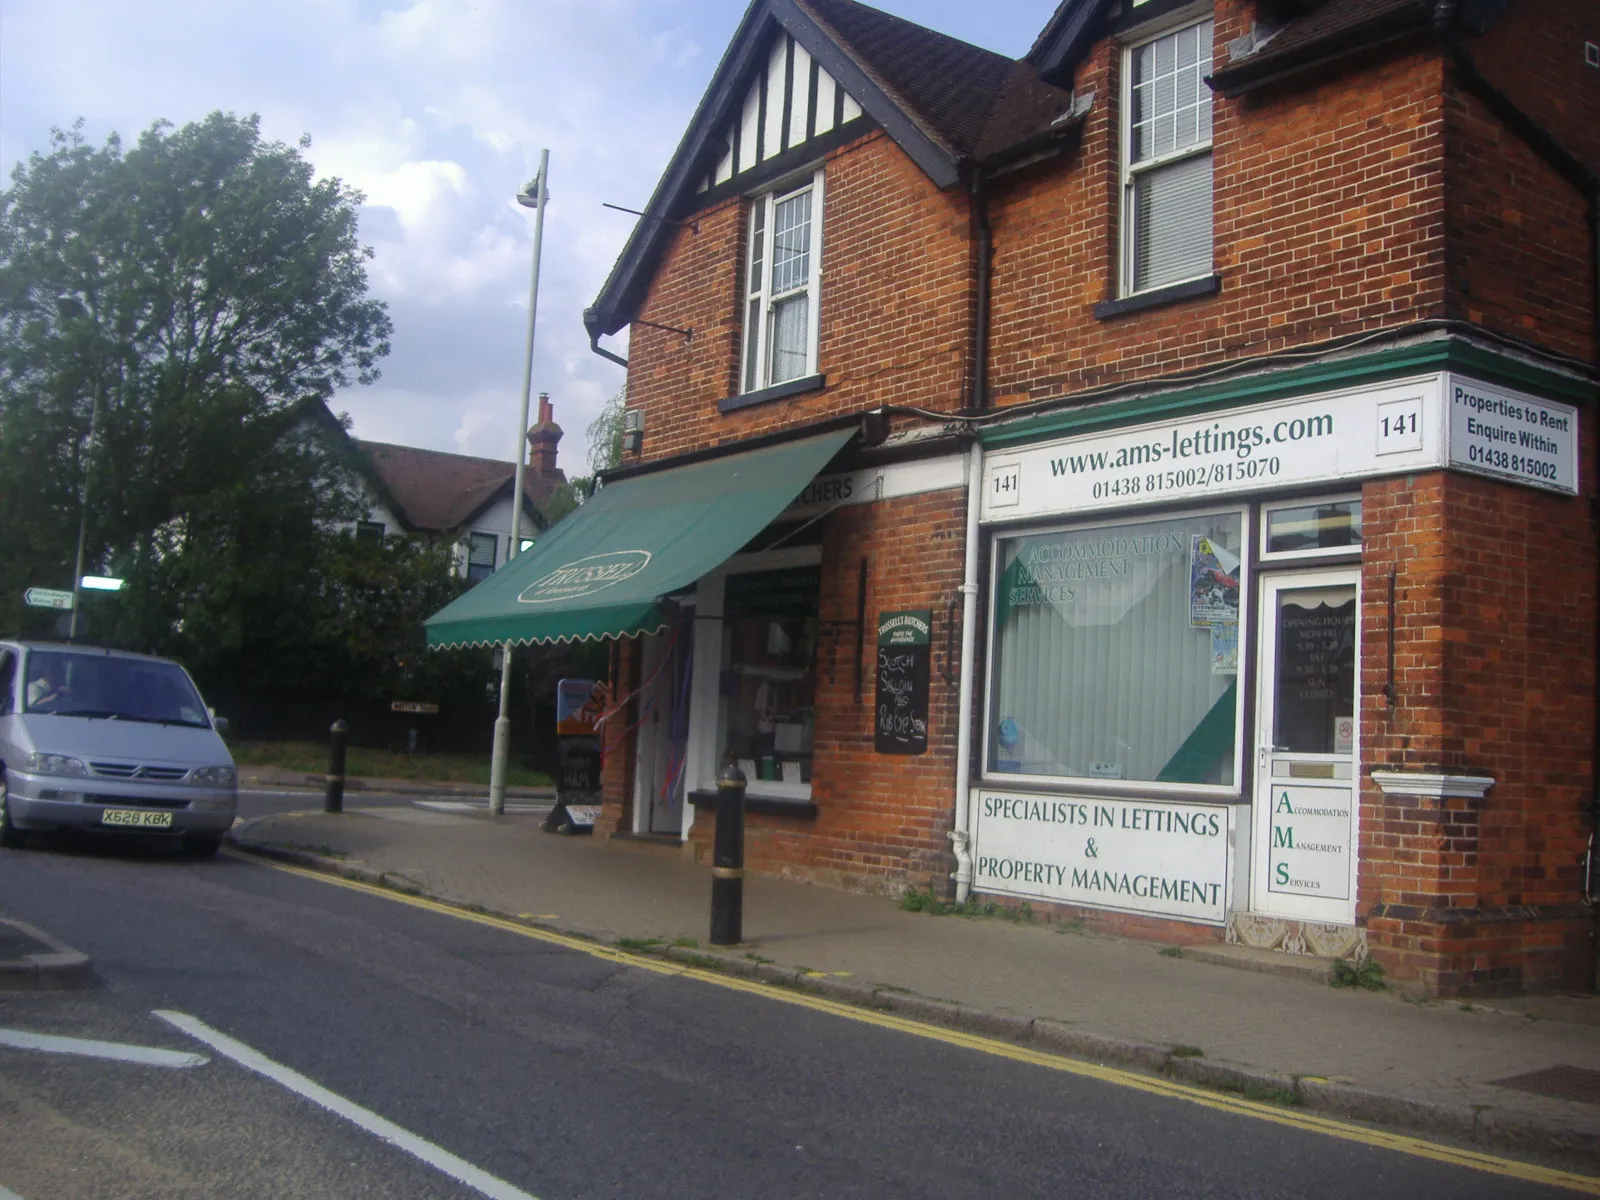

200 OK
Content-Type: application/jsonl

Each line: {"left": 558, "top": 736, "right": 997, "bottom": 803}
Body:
{"left": 0, "top": 113, "right": 392, "bottom": 674}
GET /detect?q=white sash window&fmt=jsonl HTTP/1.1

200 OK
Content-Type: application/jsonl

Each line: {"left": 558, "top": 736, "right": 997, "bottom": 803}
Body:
{"left": 1121, "top": 18, "right": 1214, "bottom": 295}
{"left": 742, "top": 170, "right": 824, "bottom": 393}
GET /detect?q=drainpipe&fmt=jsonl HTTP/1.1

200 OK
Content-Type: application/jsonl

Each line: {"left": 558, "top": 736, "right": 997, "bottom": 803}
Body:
{"left": 1591, "top": 196, "right": 1600, "bottom": 992}
{"left": 950, "top": 439, "right": 983, "bottom": 901}
{"left": 950, "top": 167, "right": 994, "bottom": 900}
{"left": 969, "top": 171, "right": 993, "bottom": 413}
{"left": 588, "top": 328, "right": 629, "bottom": 370}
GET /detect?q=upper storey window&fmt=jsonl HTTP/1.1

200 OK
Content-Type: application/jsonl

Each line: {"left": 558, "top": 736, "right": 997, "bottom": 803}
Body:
{"left": 742, "top": 170, "right": 823, "bottom": 394}
{"left": 1121, "top": 17, "right": 1214, "bottom": 295}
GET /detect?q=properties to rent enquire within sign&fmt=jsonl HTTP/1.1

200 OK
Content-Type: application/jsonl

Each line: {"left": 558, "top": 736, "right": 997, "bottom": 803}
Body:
{"left": 972, "top": 790, "right": 1232, "bottom": 924}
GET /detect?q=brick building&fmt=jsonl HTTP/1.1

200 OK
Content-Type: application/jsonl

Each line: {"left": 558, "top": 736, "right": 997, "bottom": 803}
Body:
{"left": 426, "top": 0, "right": 1600, "bottom": 996}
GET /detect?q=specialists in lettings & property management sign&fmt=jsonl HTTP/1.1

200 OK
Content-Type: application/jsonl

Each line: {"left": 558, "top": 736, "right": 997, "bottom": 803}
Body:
{"left": 982, "top": 373, "right": 1578, "bottom": 524}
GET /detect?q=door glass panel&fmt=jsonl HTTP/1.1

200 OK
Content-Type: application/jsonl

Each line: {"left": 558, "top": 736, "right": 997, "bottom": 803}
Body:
{"left": 1272, "top": 586, "right": 1356, "bottom": 754}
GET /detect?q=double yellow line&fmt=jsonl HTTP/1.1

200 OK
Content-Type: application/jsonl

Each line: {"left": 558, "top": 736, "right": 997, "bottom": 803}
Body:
{"left": 252, "top": 854, "right": 1600, "bottom": 1195}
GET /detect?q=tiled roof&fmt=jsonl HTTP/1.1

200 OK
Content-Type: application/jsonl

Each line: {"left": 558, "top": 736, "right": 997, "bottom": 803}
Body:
{"left": 799, "top": 0, "right": 1077, "bottom": 159}
{"left": 355, "top": 441, "right": 564, "bottom": 533}
{"left": 1211, "top": 0, "right": 1434, "bottom": 92}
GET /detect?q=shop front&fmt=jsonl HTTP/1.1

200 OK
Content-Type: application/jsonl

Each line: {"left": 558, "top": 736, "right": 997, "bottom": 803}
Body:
{"left": 966, "top": 357, "right": 1589, "bottom": 983}
{"left": 425, "top": 422, "right": 971, "bottom": 887}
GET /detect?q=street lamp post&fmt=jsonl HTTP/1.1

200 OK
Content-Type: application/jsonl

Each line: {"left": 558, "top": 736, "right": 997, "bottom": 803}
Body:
{"left": 57, "top": 296, "right": 100, "bottom": 643}
{"left": 488, "top": 150, "right": 550, "bottom": 816}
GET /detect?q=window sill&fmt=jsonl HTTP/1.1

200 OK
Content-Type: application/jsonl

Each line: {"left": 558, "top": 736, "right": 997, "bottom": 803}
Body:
{"left": 717, "top": 374, "right": 826, "bottom": 414}
{"left": 689, "top": 789, "right": 819, "bottom": 820}
{"left": 1095, "top": 274, "right": 1220, "bottom": 320}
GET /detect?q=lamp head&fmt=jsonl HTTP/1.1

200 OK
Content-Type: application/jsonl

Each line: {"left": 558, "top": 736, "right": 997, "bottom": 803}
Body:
{"left": 516, "top": 175, "right": 545, "bottom": 208}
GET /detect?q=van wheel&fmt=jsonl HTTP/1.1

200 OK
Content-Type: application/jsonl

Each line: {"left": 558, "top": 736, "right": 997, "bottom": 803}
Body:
{"left": 0, "top": 775, "right": 26, "bottom": 849}
{"left": 182, "top": 835, "right": 222, "bottom": 860}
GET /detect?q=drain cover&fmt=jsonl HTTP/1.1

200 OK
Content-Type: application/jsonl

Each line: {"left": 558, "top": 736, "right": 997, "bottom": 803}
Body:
{"left": 1492, "top": 1066, "right": 1600, "bottom": 1105}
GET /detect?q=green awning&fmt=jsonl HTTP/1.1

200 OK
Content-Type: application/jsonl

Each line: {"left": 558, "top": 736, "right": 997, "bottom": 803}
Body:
{"left": 425, "top": 427, "right": 854, "bottom": 649}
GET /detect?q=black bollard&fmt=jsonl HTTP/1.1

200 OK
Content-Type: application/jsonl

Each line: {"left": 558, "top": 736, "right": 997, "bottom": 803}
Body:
{"left": 709, "top": 755, "right": 747, "bottom": 946}
{"left": 325, "top": 720, "right": 348, "bottom": 814}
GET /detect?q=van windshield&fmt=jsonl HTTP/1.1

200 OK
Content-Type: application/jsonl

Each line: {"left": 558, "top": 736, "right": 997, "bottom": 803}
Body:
{"left": 22, "top": 650, "right": 211, "bottom": 727}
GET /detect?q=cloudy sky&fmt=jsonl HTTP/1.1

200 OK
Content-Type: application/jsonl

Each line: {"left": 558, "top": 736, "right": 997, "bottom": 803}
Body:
{"left": 1, "top": 0, "right": 1053, "bottom": 475}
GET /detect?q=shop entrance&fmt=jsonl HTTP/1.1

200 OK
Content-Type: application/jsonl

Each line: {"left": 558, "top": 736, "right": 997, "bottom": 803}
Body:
{"left": 1251, "top": 568, "right": 1360, "bottom": 926}
{"left": 632, "top": 626, "right": 691, "bottom": 837}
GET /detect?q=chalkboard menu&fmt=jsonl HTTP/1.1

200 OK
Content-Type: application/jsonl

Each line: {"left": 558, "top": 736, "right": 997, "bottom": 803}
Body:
{"left": 1273, "top": 596, "right": 1356, "bottom": 754}
{"left": 875, "top": 610, "right": 931, "bottom": 755}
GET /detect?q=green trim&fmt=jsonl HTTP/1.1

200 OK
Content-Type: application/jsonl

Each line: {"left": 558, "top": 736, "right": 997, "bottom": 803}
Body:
{"left": 980, "top": 339, "right": 1596, "bottom": 449}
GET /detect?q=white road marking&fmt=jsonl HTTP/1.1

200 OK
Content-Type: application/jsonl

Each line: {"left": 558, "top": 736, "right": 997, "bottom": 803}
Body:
{"left": 154, "top": 1011, "right": 539, "bottom": 1200}
{"left": 0, "top": 1027, "right": 208, "bottom": 1068}
{"left": 0, "top": 1184, "right": 28, "bottom": 1199}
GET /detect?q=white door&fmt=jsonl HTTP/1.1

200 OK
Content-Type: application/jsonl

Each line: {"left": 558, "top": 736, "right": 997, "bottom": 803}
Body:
{"left": 1251, "top": 569, "right": 1360, "bottom": 925}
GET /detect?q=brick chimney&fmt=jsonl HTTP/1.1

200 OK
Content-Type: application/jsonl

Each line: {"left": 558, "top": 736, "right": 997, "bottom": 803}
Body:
{"left": 527, "top": 393, "right": 563, "bottom": 478}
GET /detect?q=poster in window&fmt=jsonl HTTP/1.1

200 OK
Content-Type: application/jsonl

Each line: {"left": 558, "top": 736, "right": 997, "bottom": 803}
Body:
{"left": 1189, "top": 535, "right": 1241, "bottom": 627}
{"left": 1210, "top": 624, "right": 1238, "bottom": 675}
{"left": 875, "top": 610, "right": 931, "bottom": 755}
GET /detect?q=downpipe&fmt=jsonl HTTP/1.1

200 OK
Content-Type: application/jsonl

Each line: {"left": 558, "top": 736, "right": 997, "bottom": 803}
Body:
{"left": 950, "top": 441, "right": 983, "bottom": 902}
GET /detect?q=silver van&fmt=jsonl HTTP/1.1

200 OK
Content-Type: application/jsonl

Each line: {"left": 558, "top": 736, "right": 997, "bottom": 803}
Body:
{"left": 0, "top": 641, "right": 237, "bottom": 858}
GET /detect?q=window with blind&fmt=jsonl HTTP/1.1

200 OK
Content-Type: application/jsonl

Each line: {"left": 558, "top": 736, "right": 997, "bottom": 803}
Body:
{"left": 741, "top": 171, "right": 823, "bottom": 394}
{"left": 1122, "top": 18, "right": 1214, "bottom": 296}
{"left": 987, "top": 510, "right": 1244, "bottom": 790}
{"left": 466, "top": 531, "right": 497, "bottom": 583}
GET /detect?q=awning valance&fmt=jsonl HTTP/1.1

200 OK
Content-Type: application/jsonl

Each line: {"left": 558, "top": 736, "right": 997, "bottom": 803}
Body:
{"left": 424, "top": 427, "right": 854, "bottom": 649}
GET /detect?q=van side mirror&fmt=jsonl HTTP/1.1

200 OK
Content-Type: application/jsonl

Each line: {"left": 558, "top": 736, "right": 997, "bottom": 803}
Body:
{"left": 212, "top": 715, "right": 230, "bottom": 734}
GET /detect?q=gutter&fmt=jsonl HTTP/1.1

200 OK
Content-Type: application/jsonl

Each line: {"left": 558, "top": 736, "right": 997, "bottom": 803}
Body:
{"left": 1209, "top": 7, "right": 1433, "bottom": 97}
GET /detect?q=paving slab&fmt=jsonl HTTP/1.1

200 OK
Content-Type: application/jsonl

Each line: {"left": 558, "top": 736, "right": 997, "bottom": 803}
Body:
{"left": 228, "top": 806, "right": 1600, "bottom": 1170}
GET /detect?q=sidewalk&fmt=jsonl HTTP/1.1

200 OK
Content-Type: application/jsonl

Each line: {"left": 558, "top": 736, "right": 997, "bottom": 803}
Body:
{"left": 228, "top": 797, "right": 1600, "bottom": 1172}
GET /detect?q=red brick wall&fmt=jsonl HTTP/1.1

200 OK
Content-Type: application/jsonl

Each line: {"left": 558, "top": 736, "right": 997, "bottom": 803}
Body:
{"left": 1359, "top": 462, "right": 1598, "bottom": 996}
{"left": 985, "top": 15, "right": 1448, "bottom": 407}
{"left": 1443, "top": 85, "right": 1597, "bottom": 364}
{"left": 684, "top": 487, "right": 969, "bottom": 895}
{"left": 625, "top": 129, "right": 974, "bottom": 467}
{"left": 1464, "top": 0, "right": 1600, "bottom": 176}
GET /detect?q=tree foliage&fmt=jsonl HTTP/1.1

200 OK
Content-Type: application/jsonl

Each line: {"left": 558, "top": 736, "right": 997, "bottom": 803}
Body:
{"left": 0, "top": 113, "right": 456, "bottom": 703}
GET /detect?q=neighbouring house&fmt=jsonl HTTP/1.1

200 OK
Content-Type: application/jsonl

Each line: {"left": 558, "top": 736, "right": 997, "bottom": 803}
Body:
{"left": 425, "top": 0, "right": 1600, "bottom": 997}
{"left": 299, "top": 395, "right": 569, "bottom": 580}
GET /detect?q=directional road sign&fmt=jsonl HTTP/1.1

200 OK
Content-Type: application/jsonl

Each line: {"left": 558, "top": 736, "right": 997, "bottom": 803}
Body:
{"left": 24, "top": 587, "right": 75, "bottom": 611}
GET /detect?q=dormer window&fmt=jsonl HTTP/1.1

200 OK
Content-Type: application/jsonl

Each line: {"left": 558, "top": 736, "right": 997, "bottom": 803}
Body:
{"left": 1121, "top": 17, "right": 1214, "bottom": 296}
{"left": 741, "top": 170, "right": 824, "bottom": 394}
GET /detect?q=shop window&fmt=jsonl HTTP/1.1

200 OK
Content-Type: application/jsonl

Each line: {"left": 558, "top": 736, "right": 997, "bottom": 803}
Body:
{"left": 1121, "top": 17, "right": 1214, "bottom": 296}
{"left": 987, "top": 510, "right": 1244, "bottom": 790}
{"left": 466, "top": 531, "right": 497, "bottom": 582}
{"left": 1263, "top": 498, "right": 1362, "bottom": 560}
{"left": 741, "top": 171, "right": 823, "bottom": 394}
{"left": 718, "top": 566, "right": 819, "bottom": 793}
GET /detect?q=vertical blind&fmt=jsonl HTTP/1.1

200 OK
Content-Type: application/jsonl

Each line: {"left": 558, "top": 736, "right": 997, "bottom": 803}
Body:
{"left": 989, "top": 512, "right": 1243, "bottom": 787}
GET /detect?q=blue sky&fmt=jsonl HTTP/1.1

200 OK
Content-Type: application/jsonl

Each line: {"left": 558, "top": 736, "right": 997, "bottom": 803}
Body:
{"left": 1, "top": 1, "right": 1056, "bottom": 475}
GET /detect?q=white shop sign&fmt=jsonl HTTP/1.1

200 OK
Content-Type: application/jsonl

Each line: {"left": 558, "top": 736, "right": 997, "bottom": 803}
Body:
{"left": 982, "top": 373, "right": 1578, "bottom": 523}
{"left": 785, "top": 454, "right": 966, "bottom": 518}
{"left": 1445, "top": 376, "right": 1579, "bottom": 493}
{"left": 971, "top": 789, "right": 1233, "bottom": 924}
